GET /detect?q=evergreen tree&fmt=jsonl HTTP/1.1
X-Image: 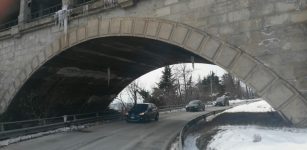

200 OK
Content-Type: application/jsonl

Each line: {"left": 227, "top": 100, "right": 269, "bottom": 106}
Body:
{"left": 158, "top": 65, "right": 175, "bottom": 90}
{"left": 154, "top": 65, "right": 177, "bottom": 105}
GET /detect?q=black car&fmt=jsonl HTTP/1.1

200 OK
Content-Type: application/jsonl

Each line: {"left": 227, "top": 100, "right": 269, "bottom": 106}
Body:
{"left": 185, "top": 100, "right": 205, "bottom": 112}
{"left": 126, "top": 103, "right": 159, "bottom": 122}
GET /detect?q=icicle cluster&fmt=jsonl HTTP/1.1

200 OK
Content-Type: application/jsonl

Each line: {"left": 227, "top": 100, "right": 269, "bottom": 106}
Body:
{"left": 54, "top": 5, "right": 71, "bottom": 35}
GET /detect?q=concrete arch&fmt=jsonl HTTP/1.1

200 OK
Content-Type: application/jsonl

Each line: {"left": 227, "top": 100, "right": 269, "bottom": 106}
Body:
{"left": 2, "top": 17, "right": 307, "bottom": 126}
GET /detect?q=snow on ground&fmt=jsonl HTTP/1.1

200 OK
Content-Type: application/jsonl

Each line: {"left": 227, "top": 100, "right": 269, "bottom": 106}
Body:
{"left": 207, "top": 125, "right": 307, "bottom": 150}
{"left": 184, "top": 134, "right": 200, "bottom": 150}
{"left": 226, "top": 100, "right": 275, "bottom": 113}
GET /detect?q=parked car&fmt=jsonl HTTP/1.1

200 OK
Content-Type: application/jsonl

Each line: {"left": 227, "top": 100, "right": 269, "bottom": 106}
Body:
{"left": 214, "top": 95, "right": 230, "bottom": 106}
{"left": 185, "top": 100, "right": 205, "bottom": 112}
{"left": 126, "top": 103, "right": 159, "bottom": 122}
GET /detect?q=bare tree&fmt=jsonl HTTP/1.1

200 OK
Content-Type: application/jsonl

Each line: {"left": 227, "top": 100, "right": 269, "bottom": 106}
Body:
{"left": 173, "top": 64, "right": 194, "bottom": 103}
{"left": 126, "top": 80, "right": 141, "bottom": 105}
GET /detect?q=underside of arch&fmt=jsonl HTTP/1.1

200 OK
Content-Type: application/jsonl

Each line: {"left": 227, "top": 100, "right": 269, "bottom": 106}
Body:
{"left": 4, "top": 36, "right": 208, "bottom": 119}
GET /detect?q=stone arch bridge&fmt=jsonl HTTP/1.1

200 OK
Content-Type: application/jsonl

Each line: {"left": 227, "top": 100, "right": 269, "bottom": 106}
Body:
{"left": 0, "top": 0, "right": 306, "bottom": 126}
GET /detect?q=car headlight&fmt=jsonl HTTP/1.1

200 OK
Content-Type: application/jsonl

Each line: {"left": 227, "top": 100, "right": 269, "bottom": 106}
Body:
{"left": 139, "top": 112, "right": 145, "bottom": 115}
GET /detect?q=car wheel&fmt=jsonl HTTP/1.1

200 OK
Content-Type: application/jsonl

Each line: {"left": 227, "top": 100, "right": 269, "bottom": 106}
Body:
{"left": 155, "top": 114, "right": 159, "bottom": 121}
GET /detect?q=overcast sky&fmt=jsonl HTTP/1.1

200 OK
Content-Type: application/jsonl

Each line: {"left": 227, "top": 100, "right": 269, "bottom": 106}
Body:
{"left": 137, "top": 63, "right": 227, "bottom": 90}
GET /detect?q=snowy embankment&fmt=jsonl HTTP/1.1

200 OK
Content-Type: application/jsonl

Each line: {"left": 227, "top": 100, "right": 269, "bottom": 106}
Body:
{"left": 207, "top": 100, "right": 307, "bottom": 150}
{"left": 226, "top": 100, "right": 275, "bottom": 113}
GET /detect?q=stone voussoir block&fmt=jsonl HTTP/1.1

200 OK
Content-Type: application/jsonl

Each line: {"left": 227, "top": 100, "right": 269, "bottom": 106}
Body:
{"left": 110, "top": 18, "right": 122, "bottom": 34}
{"left": 170, "top": 25, "right": 189, "bottom": 45}
{"left": 184, "top": 30, "right": 206, "bottom": 52}
{"left": 31, "top": 56, "right": 39, "bottom": 70}
{"left": 45, "top": 46, "right": 53, "bottom": 58}
{"left": 69, "top": 30, "right": 77, "bottom": 46}
{"left": 77, "top": 27, "right": 86, "bottom": 42}
{"left": 232, "top": 53, "right": 258, "bottom": 80}
{"left": 99, "top": 19, "right": 110, "bottom": 35}
{"left": 246, "top": 66, "right": 276, "bottom": 94}
{"left": 121, "top": 19, "right": 133, "bottom": 34}
{"left": 199, "top": 37, "right": 222, "bottom": 62}
{"left": 60, "top": 36, "right": 68, "bottom": 50}
{"left": 38, "top": 50, "right": 46, "bottom": 64}
{"left": 87, "top": 18, "right": 99, "bottom": 38}
{"left": 158, "top": 22, "right": 174, "bottom": 40}
{"left": 145, "top": 20, "right": 159, "bottom": 37}
{"left": 280, "top": 95, "right": 307, "bottom": 125}
{"left": 264, "top": 80, "right": 296, "bottom": 109}
{"left": 133, "top": 19, "right": 146, "bottom": 35}
{"left": 215, "top": 44, "right": 240, "bottom": 69}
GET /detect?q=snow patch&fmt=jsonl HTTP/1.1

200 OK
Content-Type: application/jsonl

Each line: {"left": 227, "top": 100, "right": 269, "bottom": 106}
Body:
{"left": 184, "top": 134, "right": 200, "bottom": 150}
{"left": 207, "top": 125, "right": 307, "bottom": 150}
{"left": 229, "top": 98, "right": 260, "bottom": 106}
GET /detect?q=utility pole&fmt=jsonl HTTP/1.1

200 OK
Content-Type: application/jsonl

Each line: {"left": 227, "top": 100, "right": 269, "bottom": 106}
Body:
{"left": 134, "top": 90, "right": 137, "bottom": 105}
{"left": 210, "top": 71, "right": 213, "bottom": 101}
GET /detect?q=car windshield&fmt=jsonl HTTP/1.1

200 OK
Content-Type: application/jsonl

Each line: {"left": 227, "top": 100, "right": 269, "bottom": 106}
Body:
{"left": 130, "top": 104, "right": 148, "bottom": 113}
{"left": 189, "top": 100, "right": 200, "bottom": 105}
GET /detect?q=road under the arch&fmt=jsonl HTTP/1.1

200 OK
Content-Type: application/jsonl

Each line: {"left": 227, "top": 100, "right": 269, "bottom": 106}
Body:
{"left": 3, "top": 107, "right": 229, "bottom": 150}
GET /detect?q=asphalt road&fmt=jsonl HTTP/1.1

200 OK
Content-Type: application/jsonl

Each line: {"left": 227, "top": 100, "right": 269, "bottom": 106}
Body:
{"left": 2, "top": 107, "right": 228, "bottom": 150}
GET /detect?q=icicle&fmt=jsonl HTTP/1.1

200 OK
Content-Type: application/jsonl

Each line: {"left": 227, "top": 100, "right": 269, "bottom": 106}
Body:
{"left": 63, "top": 4, "right": 69, "bottom": 41}
{"left": 107, "top": 67, "right": 111, "bottom": 87}
{"left": 54, "top": 4, "right": 70, "bottom": 40}
{"left": 191, "top": 56, "right": 195, "bottom": 69}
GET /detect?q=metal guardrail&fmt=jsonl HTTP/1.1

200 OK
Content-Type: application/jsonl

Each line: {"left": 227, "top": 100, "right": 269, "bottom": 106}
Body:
{"left": 29, "top": 4, "right": 62, "bottom": 22}
{"left": 0, "top": 104, "right": 186, "bottom": 141}
{"left": 0, "top": 112, "right": 121, "bottom": 140}
{"left": 159, "top": 104, "right": 185, "bottom": 112}
{"left": 0, "top": 19, "right": 18, "bottom": 32}
{"left": 0, "top": 0, "right": 118, "bottom": 31}
{"left": 178, "top": 109, "right": 226, "bottom": 150}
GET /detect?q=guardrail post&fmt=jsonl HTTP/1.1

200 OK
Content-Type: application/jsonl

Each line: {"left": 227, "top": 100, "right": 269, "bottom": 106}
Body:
{"left": 96, "top": 113, "right": 99, "bottom": 122}
{"left": 40, "top": 119, "right": 46, "bottom": 125}
{"left": 0, "top": 123, "right": 4, "bottom": 132}
{"left": 63, "top": 115, "right": 67, "bottom": 123}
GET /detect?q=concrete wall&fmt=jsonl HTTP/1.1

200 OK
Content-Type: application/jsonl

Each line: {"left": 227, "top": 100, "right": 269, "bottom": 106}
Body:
{"left": 0, "top": 0, "right": 307, "bottom": 126}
